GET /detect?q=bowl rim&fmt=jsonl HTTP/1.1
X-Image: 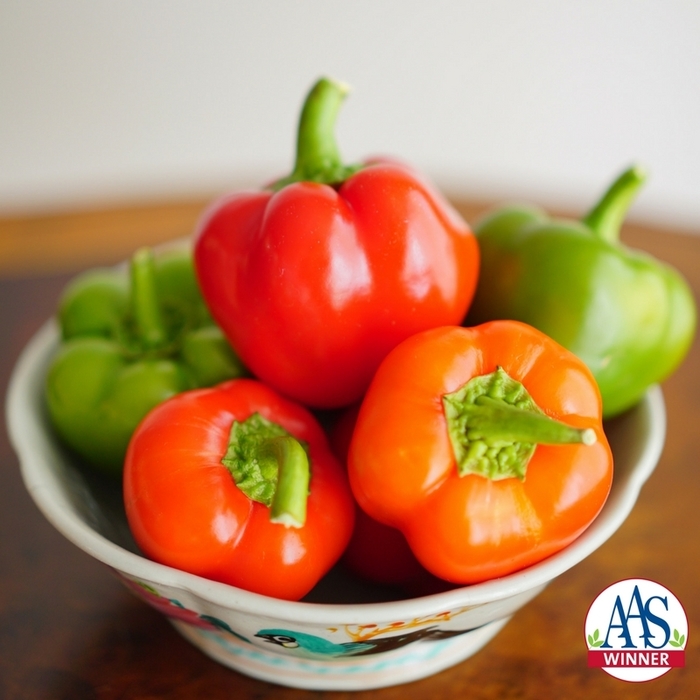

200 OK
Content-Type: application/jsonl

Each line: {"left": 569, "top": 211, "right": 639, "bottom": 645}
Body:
{"left": 7, "top": 319, "right": 667, "bottom": 625}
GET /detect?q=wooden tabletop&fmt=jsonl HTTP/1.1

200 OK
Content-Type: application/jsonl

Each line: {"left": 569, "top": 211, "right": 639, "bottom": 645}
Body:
{"left": 1, "top": 197, "right": 698, "bottom": 699}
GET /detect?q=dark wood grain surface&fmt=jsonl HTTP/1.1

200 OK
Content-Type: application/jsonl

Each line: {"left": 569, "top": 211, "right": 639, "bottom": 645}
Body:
{"left": 1, "top": 199, "right": 698, "bottom": 699}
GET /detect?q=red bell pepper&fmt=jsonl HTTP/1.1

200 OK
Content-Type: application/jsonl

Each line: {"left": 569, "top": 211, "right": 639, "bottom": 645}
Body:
{"left": 194, "top": 77, "right": 479, "bottom": 408}
{"left": 123, "top": 378, "right": 355, "bottom": 600}
{"left": 348, "top": 321, "right": 613, "bottom": 584}
{"left": 342, "top": 509, "right": 436, "bottom": 592}
{"left": 329, "top": 404, "right": 453, "bottom": 595}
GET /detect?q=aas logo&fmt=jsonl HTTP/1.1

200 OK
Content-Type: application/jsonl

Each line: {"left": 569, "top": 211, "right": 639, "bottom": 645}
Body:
{"left": 585, "top": 578, "right": 688, "bottom": 682}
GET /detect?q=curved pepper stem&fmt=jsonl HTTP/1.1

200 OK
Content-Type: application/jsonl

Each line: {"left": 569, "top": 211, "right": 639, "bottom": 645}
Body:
{"left": 271, "top": 77, "right": 362, "bottom": 191}
{"left": 221, "top": 413, "right": 309, "bottom": 528}
{"left": 468, "top": 396, "right": 596, "bottom": 446}
{"left": 130, "top": 248, "right": 168, "bottom": 350}
{"left": 581, "top": 165, "right": 646, "bottom": 245}
{"left": 268, "top": 436, "right": 310, "bottom": 528}
{"left": 443, "top": 367, "right": 596, "bottom": 481}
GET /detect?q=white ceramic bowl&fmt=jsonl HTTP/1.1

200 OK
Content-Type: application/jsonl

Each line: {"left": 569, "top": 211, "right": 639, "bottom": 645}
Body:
{"left": 7, "top": 319, "right": 666, "bottom": 691}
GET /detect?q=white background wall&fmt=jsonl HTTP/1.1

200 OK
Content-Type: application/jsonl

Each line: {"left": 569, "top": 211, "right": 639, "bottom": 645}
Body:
{"left": 2, "top": 1, "right": 700, "bottom": 230}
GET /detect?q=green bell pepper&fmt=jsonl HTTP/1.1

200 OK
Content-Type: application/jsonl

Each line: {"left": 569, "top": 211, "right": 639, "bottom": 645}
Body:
{"left": 466, "top": 165, "right": 696, "bottom": 418}
{"left": 45, "top": 246, "right": 247, "bottom": 475}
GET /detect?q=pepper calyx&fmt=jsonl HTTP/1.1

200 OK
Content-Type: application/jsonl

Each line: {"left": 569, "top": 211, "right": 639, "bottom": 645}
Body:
{"left": 221, "top": 413, "right": 310, "bottom": 528}
{"left": 442, "top": 367, "right": 596, "bottom": 481}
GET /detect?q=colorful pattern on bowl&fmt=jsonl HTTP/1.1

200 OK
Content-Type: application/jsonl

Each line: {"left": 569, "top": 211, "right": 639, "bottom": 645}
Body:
{"left": 116, "top": 571, "right": 528, "bottom": 689}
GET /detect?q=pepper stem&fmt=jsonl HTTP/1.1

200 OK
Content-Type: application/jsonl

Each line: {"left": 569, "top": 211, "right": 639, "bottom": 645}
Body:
{"left": 270, "top": 77, "right": 362, "bottom": 191}
{"left": 130, "top": 248, "right": 167, "bottom": 350}
{"left": 268, "top": 437, "right": 310, "bottom": 528}
{"left": 581, "top": 165, "right": 646, "bottom": 245}
{"left": 221, "top": 413, "right": 309, "bottom": 528}
{"left": 443, "top": 367, "right": 596, "bottom": 481}
{"left": 468, "top": 396, "right": 596, "bottom": 446}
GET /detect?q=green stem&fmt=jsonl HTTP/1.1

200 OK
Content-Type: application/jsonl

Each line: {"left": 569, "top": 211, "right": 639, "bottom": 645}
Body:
{"left": 581, "top": 165, "right": 646, "bottom": 244}
{"left": 130, "top": 248, "right": 168, "bottom": 350}
{"left": 221, "top": 413, "right": 309, "bottom": 528}
{"left": 268, "top": 437, "right": 310, "bottom": 528}
{"left": 271, "top": 77, "right": 362, "bottom": 190}
{"left": 443, "top": 367, "right": 596, "bottom": 481}
{"left": 467, "top": 396, "right": 596, "bottom": 446}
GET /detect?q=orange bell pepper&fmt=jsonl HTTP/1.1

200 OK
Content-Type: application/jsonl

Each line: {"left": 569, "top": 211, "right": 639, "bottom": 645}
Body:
{"left": 348, "top": 321, "right": 613, "bottom": 584}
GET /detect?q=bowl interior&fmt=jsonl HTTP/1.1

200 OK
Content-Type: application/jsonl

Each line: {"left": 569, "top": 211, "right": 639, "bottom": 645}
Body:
{"left": 7, "top": 320, "right": 667, "bottom": 614}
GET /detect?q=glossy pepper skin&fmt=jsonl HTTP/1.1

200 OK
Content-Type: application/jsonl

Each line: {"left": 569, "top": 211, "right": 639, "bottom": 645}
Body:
{"left": 348, "top": 321, "right": 613, "bottom": 585}
{"left": 467, "top": 166, "right": 696, "bottom": 418}
{"left": 123, "top": 378, "right": 355, "bottom": 601}
{"left": 329, "top": 405, "right": 453, "bottom": 596}
{"left": 194, "top": 77, "right": 479, "bottom": 408}
{"left": 45, "top": 247, "right": 246, "bottom": 475}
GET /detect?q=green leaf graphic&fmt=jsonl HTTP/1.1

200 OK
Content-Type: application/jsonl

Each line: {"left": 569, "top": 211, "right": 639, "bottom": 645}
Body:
{"left": 669, "top": 629, "right": 686, "bottom": 648}
{"left": 587, "top": 629, "right": 604, "bottom": 647}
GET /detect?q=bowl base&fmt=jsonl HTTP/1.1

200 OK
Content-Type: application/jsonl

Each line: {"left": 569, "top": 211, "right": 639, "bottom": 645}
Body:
{"left": 171, "top": 615, "right": 511, "bottom": 690}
